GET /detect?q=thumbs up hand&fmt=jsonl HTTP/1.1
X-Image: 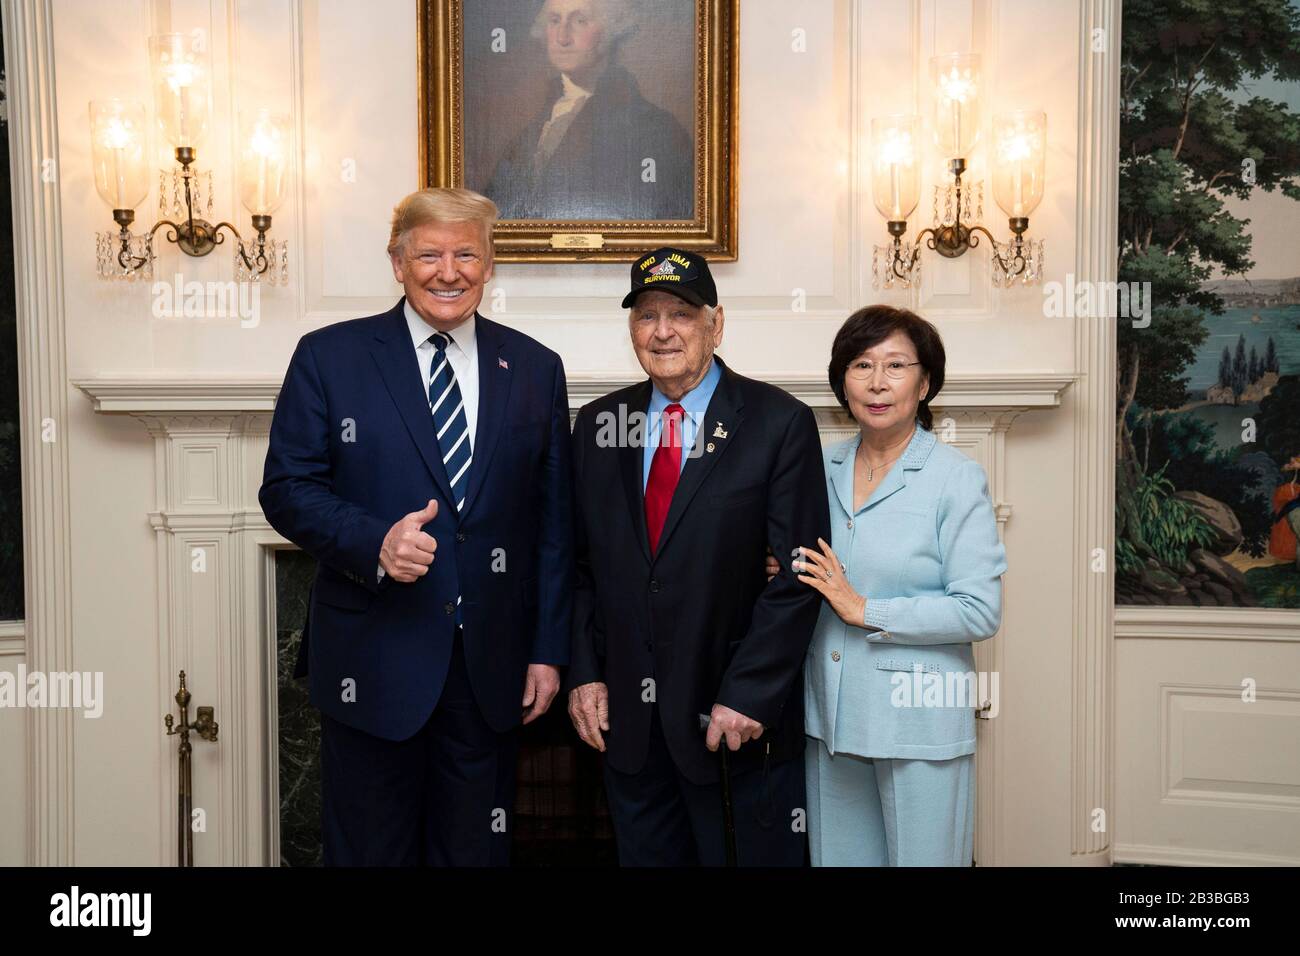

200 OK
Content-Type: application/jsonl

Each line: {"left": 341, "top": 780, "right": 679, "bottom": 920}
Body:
{"left": 379, "top": 498, "right": 439, "bottom": 583}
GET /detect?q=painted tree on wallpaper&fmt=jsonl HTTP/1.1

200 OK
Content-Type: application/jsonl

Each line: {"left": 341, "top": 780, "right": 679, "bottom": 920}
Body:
{"left": 1117, "top": 0, "right": 1300, "bottom": 608}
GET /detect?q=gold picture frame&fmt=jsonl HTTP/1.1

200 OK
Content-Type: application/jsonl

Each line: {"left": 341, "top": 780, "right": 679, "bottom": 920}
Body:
{"left": 418, "top": 0, "right": 738, "bottom": 262}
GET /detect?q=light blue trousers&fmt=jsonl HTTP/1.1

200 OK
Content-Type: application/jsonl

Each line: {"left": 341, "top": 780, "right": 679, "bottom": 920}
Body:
{"left": 805, "top": 736, "right": 975, "bottom": 866}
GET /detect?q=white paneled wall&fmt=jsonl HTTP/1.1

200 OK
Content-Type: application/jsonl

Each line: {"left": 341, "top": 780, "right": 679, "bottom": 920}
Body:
{"left": 0, "top": 626, "right": 25, "bottom": 862}
{"left": 1114, "top": 611, "right": 1300, "bottom": 865}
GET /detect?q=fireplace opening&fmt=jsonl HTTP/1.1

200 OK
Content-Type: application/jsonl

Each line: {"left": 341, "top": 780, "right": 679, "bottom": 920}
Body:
{"left": 276, "top": 550, "right": 617, "bottom": 866}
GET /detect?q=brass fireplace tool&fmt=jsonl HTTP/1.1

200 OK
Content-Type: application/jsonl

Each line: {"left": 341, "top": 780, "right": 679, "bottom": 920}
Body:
{"left": 163, "top": 670, "right": 219, "bottom": 866}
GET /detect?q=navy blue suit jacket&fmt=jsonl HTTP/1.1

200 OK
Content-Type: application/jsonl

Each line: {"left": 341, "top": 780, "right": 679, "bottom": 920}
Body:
{"left": 259, "top": 299, "right": 574, "bottom": 740}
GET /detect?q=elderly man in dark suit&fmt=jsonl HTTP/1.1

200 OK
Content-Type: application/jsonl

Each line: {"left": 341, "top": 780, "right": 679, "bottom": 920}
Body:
{"left": 566, "top": 247, "right": 830, "bottom": 865}
{"left": 487, "top": 0, "right": 693, "bottom": 221}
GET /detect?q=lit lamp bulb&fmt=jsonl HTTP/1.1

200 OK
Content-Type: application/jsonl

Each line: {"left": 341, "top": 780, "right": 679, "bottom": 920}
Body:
{"left": 871, "top": 115, "right": 921, "bottom": 224}
{"left": 149, "top": 33, "right": 211, "bottom": 152}
{"left": 239, "top": 110, "right": 290, "bottom": 218}
{"left": 165, "top": 61, "right": 198, "bottom": 145}
{"left": 89, "top": 100, "right": 148, "bottom": 213}
{"left": 992, "top": 110, "right": 1046, "bottom": 226}
{"left": 930, "top": 53, "right": 981, "bottom": 162}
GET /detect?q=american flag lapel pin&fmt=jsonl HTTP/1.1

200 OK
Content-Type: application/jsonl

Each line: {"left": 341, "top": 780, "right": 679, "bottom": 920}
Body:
{"left": 498, "top": 356, "right": 509, "bottom": 370}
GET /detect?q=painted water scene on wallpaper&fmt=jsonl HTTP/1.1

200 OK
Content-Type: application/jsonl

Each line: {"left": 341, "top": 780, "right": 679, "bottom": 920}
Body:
{"left": 1116, "top": 0, "right": 1300, "bottom": 609}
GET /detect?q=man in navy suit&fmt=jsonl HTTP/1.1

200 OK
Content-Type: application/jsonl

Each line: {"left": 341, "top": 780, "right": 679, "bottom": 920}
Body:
{"left": 259, "top": 188, "right": 573, "bottom": 865}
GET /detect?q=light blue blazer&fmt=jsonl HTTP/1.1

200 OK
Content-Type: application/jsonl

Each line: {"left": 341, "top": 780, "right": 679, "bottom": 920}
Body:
{"left": 803, "top": 425, "right": 1006, "bottom": 760}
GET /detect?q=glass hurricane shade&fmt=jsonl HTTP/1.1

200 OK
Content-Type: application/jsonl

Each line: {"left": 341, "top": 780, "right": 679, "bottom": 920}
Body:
{"left": 871, "top": 115, "right": 921, "bottom": 221}
{"left": 991, "top": 110, "right": 1046, "bottom": 218}
{"left": 238, "top": 110, "right": 290, "bottom": 216}
{"left": 149, "top": 33, "right": 211, "bottom": 149}
{"left": 89, "top": 100, "right": 149, "bottom": 210}
{"left": 930, "top": 52, "right": 981, "bottom": 158}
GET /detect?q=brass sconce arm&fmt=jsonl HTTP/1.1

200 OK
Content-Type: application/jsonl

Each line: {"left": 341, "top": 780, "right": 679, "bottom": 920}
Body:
{"left": 112, "top": 211, "right": 274, "bottom": 278}
{"left": 883, "top": 159, "right": 1032, "bottom": 283}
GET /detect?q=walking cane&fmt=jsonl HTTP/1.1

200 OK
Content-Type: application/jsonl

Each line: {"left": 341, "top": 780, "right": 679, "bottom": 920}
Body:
{"left": 699, "top": 713, "right": 738, "bottom": 866}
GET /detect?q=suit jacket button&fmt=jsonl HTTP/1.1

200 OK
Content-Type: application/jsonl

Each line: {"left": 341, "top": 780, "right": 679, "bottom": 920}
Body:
{"left": 444, "top": 602, "right": 456, "bottom": 615}
{"left": 649, "top": 579, "right": 661, "bottom": 593}
{"left": 455, "top": 532, "right": 466, "bottom": 543}
{"left": 831, "top": 650, "right": 841, "bottom": 662}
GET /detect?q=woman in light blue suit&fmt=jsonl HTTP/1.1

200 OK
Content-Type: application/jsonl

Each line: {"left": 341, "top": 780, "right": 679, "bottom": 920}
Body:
{"left": 792, "top": 306, "right": 1006, "bottom": 866}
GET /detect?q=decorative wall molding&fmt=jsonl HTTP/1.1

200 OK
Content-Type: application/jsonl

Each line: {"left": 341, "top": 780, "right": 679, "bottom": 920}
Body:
{"left": 4, "top": 0, "right": 75, "bottom": 867}
{"left": 1069, "top": 0, "right": 1121, "bottom": 865}
{"left": 75, "top": 380, "right": 286, "bottom": 414}
{"left": 75, "top": 371, "right": 1075, "bottom": 414}
{"left": 1160, "top": 682, "right": 1300, "bottom": 812}
{"left": 0, "top": 622, "right": 25, "bottom": 658}
{"left": 134, "top": 412, "right": 277, "bottom": 864}
{"left": 1114, "top": 616, "right": 1300, "bottom": 867}
{"left": 77, "top": 370, "right": 1067, "bottom": 865}
{"left": 1116, "top": 607, "right": 1300, "bottom": 643}
{"left": 1114, "top": 842, "right": 1300, "bottom": 867}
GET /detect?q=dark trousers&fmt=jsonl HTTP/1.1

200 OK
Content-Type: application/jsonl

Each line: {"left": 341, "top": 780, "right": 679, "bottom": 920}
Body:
{"left": 602, "top": 706, "right": 807, "bottom": 866}
{"left": 320, "top": 630, "right": 518, "bottom": 866}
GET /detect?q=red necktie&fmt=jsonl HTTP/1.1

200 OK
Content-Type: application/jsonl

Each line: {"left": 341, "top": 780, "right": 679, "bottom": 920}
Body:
{"left": 645, "top": 403, "right": 684, "bottom": 554}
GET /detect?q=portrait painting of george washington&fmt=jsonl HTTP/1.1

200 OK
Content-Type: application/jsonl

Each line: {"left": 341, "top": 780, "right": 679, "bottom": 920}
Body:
{"left": 420, "top": 0, "right": 737, "bottom": 261}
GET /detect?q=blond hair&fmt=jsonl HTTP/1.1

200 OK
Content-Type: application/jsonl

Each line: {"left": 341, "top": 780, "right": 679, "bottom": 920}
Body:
{"left": 387, "top": 188, "right": 499, "bottom": 260}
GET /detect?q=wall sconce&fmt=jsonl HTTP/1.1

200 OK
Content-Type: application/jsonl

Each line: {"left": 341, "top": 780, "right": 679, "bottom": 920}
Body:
{"left": 872, "top": 53, "right": 1046, "bottom": 289}
{"left": 92, "top": 33, "right": 289, "bottom": 284}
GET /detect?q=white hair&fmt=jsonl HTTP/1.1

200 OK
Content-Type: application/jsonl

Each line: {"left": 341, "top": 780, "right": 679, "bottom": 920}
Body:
{"left": 530, "top": 0, "right": 640, "bottom": 46}
{"left": 627, "top": 298, "right": 719, "bottom": 324}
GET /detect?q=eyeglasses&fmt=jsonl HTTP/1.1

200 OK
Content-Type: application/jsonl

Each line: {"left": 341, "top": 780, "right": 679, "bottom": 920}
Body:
{"left": 846, "top": 360, "right": 922, "bottom": 381}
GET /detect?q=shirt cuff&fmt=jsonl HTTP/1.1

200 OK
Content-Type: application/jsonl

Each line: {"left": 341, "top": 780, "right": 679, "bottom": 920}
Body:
{"left": 863, "top": 597, "right": 892, "bottom": 639}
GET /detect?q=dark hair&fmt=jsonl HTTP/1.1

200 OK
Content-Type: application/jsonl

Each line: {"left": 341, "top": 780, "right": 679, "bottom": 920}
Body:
{"left": 828, "top": 305, "right": 946, "bottom": 431}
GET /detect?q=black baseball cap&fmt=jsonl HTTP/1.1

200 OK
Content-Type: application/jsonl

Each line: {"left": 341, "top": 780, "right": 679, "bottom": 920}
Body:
{"left": 621, "top": 247, "right": 718, "bottom": 309}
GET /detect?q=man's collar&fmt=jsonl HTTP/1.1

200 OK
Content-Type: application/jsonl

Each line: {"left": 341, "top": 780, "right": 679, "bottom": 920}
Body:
{"left": 649, "top": 356, "right": 720, "bottom": 413}
{"left": 559, "top": 72, "right": 593, "bottom": 100}
{"left": 403, "top": 298, "right": 477, "bottom": 354}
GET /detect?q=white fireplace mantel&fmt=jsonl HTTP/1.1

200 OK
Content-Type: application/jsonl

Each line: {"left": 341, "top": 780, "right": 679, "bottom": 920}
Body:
{"left": 78, "top": 371, "right": 1074, "bottom": 414}
{"left": 74, "top": 371, "right": 1071, "bottom": 865}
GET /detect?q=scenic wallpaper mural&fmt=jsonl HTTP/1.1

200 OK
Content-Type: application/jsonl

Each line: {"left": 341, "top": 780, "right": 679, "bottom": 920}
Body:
{"left": 1117, "top": 0, "right": 1300, "bottom": 609}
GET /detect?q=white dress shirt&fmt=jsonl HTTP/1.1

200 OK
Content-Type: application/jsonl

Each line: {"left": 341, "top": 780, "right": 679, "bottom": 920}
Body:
{"left": 378, "top": 302, "right": 480, "bottom": 584}
{"left": 535, "top": 73, "right": 592, "bottom": 164}
{"left": 405, "top": 299, "right": 479, "bottom": 452}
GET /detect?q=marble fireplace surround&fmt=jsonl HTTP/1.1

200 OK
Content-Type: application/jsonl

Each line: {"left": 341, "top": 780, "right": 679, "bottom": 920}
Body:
{"left": 76, "top": 371, "right": 1071, "bottom": 865}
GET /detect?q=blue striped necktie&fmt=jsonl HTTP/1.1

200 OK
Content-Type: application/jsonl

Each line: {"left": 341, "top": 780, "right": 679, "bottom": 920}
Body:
{"left": 428, "top": 331, "right": 472, "bottom": 512}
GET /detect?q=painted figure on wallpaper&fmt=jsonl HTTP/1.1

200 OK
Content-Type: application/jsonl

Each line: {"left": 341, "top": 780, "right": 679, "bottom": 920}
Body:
{"left": 1115, "top": 0, "right": 1300, "bottom": 609}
